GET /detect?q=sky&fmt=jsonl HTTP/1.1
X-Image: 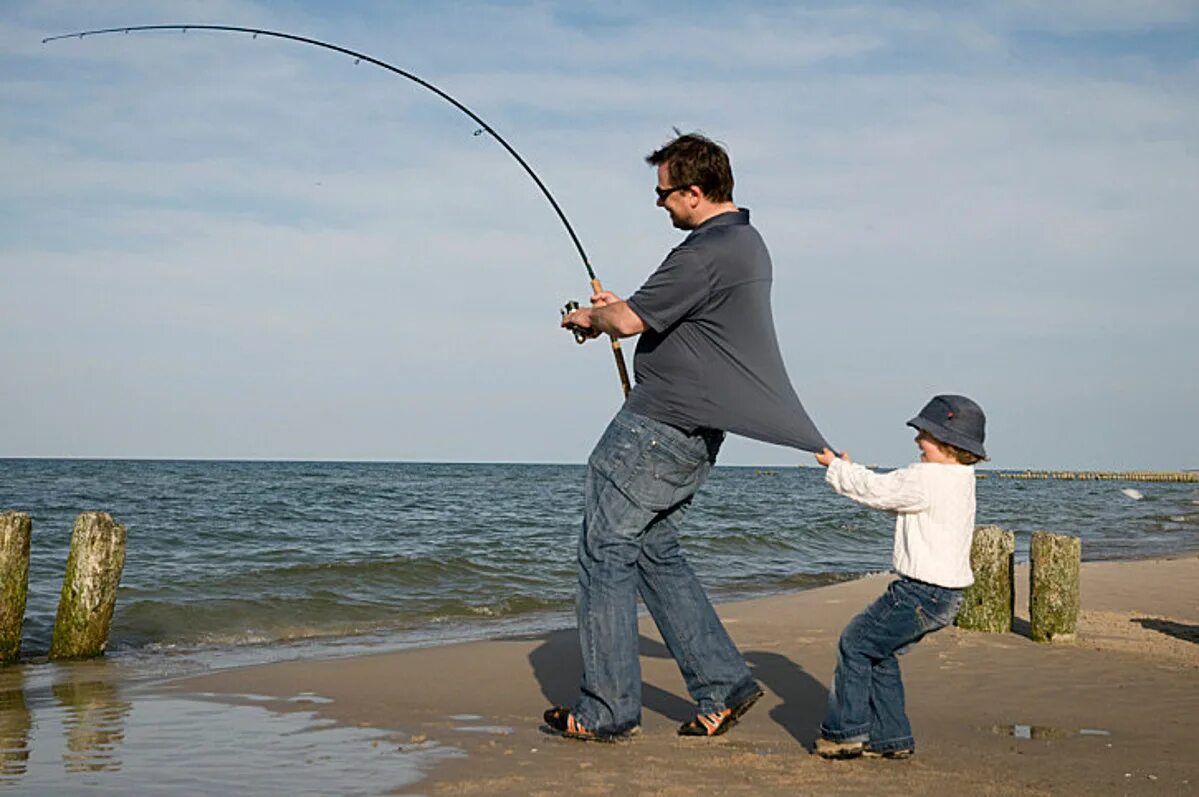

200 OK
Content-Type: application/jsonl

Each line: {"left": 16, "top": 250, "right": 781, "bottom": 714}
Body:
{"left": 1, "top": 1, "right": 1196, "bottom": 469}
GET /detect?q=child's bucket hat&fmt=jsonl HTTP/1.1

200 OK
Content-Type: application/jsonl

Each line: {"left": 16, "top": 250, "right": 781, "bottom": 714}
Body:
{"left": 907, "top": 395, "right": 987, "bottom": 459}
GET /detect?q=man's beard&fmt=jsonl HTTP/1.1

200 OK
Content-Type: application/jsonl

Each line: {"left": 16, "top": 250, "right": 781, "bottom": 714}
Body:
{"left": 669, "top": 210, "right": 694, "bottom": 230}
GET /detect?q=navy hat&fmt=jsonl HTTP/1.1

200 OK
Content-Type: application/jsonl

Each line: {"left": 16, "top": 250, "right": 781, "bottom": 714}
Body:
{"left": 907, "top": 395, "right": 987, "bottom": 459}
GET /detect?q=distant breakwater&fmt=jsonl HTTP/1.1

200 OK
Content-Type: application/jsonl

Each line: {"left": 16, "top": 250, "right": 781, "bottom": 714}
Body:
{"left": 996, "top": 470, "right": 1198, "bottom": 483}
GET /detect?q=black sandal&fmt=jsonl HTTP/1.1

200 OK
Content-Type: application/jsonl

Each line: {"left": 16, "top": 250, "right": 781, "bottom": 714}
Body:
{"left": 677, "top": 686, "right": 764, "bottom": 737}
{"left": 541, "top": 706, "right": 634, "bottom": 743}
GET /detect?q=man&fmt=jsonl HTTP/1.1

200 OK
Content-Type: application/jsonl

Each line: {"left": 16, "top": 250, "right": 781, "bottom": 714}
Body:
{"left": 546, "top": 133, "right": 830, "bottom": 741}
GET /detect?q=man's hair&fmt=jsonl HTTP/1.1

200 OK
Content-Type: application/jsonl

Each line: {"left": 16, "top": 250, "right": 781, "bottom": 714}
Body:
{"left": 645, "top": 132, "right": 734, "bottom": 203}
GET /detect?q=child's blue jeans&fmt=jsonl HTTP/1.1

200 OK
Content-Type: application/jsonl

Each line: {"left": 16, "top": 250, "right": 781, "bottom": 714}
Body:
{"left": 820, "top": 577, "right": 963, "bottom": 753}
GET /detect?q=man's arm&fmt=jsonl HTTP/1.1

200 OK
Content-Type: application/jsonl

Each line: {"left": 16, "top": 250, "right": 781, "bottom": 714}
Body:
{"left": 589, "top": 301, "right": 648, "bottom": 338}
{"left": 560, "top": 292, "right": 648, "bottom": 340}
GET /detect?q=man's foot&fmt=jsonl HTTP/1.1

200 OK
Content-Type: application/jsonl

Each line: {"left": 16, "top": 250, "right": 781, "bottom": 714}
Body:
{"left": 541, "top": 706, "right": 637, "bottom": 743}
{"left": 677, "top": 686, "right": 764, "bottom": 737}
{"left": 814, "top": 737, "right": 866, "bottom": 759}
{"left": 863, "top": 747, "right": 914, "bottom": 759}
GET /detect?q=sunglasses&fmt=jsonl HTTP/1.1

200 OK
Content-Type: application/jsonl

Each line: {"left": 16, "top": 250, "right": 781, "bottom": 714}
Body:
{"left": 654, "top": 184, "right": 691, "bottom": 201}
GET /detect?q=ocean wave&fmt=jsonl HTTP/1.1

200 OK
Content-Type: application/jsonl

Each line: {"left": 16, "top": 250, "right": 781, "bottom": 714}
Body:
{"left": 6, "top": 460, "right": 1199, "bottom": 663}
{"left": 99, "top": 590, "right": 574, "bottom": 654}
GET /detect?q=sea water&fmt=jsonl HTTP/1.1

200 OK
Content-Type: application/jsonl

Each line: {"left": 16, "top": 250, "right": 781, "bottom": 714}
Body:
{"left": 2, "top": 459, "right": 1196, "bottom": 665}
{"left": 0, "top": 459, "right": 1196, "bottom": 793}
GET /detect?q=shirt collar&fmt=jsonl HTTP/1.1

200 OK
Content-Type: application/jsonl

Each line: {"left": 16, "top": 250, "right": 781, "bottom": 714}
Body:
{"left": 689, "top": 208, "right": 749, "bottom": 236}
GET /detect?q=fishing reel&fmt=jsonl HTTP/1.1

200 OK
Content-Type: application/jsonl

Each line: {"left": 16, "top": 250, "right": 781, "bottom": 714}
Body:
{"left": 561, "top": 300, "right": 588, "bottom": 344}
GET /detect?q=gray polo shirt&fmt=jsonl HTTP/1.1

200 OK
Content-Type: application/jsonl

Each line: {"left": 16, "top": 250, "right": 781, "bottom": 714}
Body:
{"left": 624, "top": 209, "right": 829, "bottom": 452}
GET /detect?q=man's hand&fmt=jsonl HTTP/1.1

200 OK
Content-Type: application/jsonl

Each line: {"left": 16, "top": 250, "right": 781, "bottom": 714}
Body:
{"left": 561, "top": 306, "right": 601, "bottom": 340}
{"left": 590, "top": 290, "right": 621, "bottom": 308}
{"left": 562, "top": 293, "right": 648, "bottom": 340}
{"left": 815, "top": 448, "right": 851, "bottom": 467}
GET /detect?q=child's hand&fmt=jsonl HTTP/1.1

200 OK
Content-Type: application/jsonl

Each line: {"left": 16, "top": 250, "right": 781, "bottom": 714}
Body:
{"left": 815, "top": 448, "right": 851, "bottom": 467}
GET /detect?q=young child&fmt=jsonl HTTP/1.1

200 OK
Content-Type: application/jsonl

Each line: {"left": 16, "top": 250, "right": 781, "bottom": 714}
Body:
{"left": 813, "top": 394, "right": 987, "bottom": 760}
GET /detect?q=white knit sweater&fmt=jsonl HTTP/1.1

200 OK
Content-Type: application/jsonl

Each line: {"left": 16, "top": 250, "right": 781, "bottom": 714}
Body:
{"left": 826, "top": 458, "right": 976, "bottom": 588}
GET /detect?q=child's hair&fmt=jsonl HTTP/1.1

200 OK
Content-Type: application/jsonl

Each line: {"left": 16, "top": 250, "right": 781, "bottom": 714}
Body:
{"left": 926, "top": 433, "right": 983, "bottom": 465}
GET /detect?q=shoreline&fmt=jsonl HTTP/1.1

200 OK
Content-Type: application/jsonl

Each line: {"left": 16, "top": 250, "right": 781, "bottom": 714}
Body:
{"left": 80, "top": 544, "right": 1199, "bottom": 681}
{"left": 164, "top": 554, "right": 1199, "bottom": 795}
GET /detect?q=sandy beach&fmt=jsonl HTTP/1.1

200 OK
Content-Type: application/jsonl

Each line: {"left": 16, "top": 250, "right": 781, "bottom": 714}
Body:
{"left": 169, "top": 555, "right": 1199, "bottom": 795}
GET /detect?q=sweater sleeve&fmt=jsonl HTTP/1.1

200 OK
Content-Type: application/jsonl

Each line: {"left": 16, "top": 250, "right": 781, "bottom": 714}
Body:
{"left": 825, "top": 460, "right": 930, "bottom": 513}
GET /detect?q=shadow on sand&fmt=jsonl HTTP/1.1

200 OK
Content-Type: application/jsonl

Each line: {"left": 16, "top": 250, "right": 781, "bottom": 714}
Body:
{"left": 526, "top": 630, "right": 694, "bottom": 723}
{"left": 527, "top": 629, "right": 827, "bottom": 743}
{"left": 1011, "top": 616, "right": 1033, "bottom": 639}
{"left": 1134, "top": 617, "right": 1199, "bottom": 644}
{"left": 744, "top": 650, "right": 827, "bottom": 747}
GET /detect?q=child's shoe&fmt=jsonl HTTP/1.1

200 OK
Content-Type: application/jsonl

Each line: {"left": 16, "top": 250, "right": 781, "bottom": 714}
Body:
{"left": 814, "top": 737, "right": 865, "bottom": 759}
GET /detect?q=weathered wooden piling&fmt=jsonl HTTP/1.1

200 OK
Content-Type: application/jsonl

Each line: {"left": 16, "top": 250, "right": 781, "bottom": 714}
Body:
{"left": 49, "top": 513, "right": 127, "bottom": 661}
{"left": 0, "top": 512, "right": 32, "bottom": 664}
{"left": 1029, "top": 531, "right": 1081, "bottom": 642}
{"left": 955, "top": 525, "right": 1015, "bottom": 633}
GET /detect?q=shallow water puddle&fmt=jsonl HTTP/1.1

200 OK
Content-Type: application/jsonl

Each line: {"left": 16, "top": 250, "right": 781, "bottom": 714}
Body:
{"left": 288, "top": 692, "right": 335, "bottom": 705}
{"left": 447, "top": 713, "right": 511, "bottom": 735}
{"left": 452, "top": 725, "right": 513, "bottom": 735}
{"left": 0, "top": 688, "right": 461, "bottom": 795}
{"left": 988, "top": 724, "right": 1112, "bottom": 740}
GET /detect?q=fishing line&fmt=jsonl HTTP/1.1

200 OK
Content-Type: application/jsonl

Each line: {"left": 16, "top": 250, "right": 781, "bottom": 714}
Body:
{"left": 43, "top": 23, "right": 632, "bottom": 396}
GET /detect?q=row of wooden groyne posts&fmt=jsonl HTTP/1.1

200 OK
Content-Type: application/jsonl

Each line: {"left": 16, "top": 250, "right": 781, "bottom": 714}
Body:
{"left": 994, "top": 470, "right": 1197, "bottom": 482}
{"left": 1, "top": 508, "right": 1085, "bottom": 665}
{"left": 1, "top": 511, "right": 124, "bottom": 664}
{"left": 956, "top": 527, "right": 1079, "bottom": 640}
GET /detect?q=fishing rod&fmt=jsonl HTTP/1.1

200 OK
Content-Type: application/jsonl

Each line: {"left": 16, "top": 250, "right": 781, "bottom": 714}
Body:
{"left": 43, "top": 23, "right": 632, "bottom": 397}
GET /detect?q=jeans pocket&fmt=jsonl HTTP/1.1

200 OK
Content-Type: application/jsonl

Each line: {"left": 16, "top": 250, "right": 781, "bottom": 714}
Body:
{"left": 624, "top": 435, "right": 707, "bottom": 512}
{"left": 938, "top": 593, "right": 965, "bottom": 625}
{"left": 914, "top": 591, "right": 962, "bottom": 632}
{"left": 588, "top": 414, "right": 644, "bottom": 478}
{"left": 913, "top": 604, "right": 939, "bottom": 635}
{"left": 588, "top": 413, "right": 708, "bottom": 513}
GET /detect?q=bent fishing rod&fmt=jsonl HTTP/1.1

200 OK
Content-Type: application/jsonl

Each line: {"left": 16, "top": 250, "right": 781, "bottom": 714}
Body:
{"left": 43, "top": 23, "right": 632, "bottom": 396}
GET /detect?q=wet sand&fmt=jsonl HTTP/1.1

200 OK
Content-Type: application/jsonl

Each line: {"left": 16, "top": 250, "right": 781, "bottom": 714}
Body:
{"left": 170, "top": 556, "right": 1199, "bottom": 796}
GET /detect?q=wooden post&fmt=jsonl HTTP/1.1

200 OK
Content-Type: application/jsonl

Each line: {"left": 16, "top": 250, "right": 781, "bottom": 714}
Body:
{"left": 0, "top": 512, "right": 32, "bottom": 664}
{"left": 955, "top": 525, "right": 1015, "bottom": 633}
{"left": 49, "top": 513, "right": 127, "bottom": 661}
{"left": 1029, "top": 531, "right": 1081, "bottom": 642}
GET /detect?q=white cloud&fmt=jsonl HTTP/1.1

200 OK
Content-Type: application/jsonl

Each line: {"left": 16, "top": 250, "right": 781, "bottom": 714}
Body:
{"left": 2, "top": 1, "right": 1196, "bottom": 468}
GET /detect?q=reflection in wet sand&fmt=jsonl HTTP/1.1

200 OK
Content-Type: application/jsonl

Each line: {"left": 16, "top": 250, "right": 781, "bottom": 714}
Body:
{"left": 0, "top": 674, "right": 32, "bottom": 780}
{"left": 0, "top": 667, "right": 450, "bottom": 793}
{"left": 988, "top": 723, "right": 1112, "bottom": 740}
{"left": 52, "top": 680, "right": 131, "bottom": 773}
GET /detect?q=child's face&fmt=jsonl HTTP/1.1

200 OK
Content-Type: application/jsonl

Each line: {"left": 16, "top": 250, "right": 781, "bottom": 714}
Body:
{"left": 915, "top": 431, "right": 958, "bottom": 464}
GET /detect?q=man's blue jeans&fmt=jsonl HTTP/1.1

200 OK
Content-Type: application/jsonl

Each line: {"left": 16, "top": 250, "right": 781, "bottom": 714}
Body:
{"left": 572, "top": 407, "right": 759, "bottom": 734}
{"left": 820, "top": 577, "right": 963, "bottom": 753}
